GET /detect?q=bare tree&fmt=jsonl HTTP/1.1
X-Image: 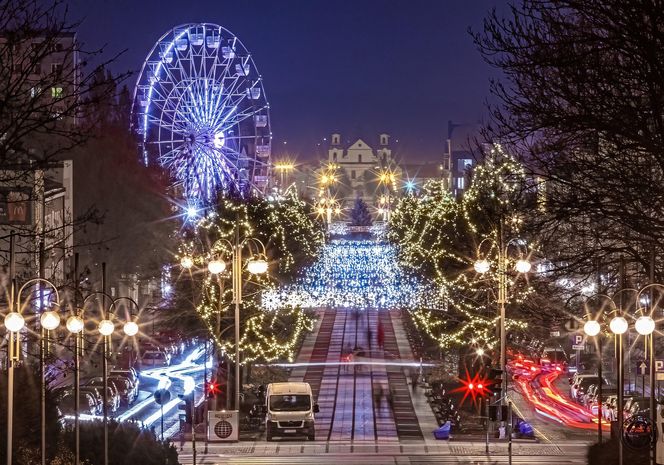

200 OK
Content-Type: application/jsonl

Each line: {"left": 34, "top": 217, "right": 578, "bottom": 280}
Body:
{"left": 474, "top": 0, "right": 664, "bottom": 288}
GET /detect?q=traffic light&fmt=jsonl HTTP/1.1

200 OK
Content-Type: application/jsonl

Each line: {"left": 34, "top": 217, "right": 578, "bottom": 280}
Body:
{"left": 178, "top": 393, "right": 193, "bottom": 424}
{"left": 206, "top": 380, "right": 221, "bottom": 398}
{"left": 486, "top": 366, "right": 504, "bottom": 398}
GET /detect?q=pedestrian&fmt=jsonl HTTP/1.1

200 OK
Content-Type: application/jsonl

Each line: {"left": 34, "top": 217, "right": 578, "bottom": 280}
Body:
{"left": 410, "top": 371, "right": 419, "bottom": 389}
{"left": 374, "top": 384, "right": 383, "bottom": 408}
{"left": 377, "top": 320, "right": 385, "bottom": 350}
{"left": 367, "top": 327, "right": 373, "bottom": 349}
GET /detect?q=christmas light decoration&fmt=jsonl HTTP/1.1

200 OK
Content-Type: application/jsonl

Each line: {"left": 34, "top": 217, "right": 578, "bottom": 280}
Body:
{"left": 175, "top": 191, "right": 324, "bottom": 363}
{"left": 261, "top": 240, "right": 445, "bottom": 310}
{"left": 386, "top": 145, "right": 534, "bottom": 350}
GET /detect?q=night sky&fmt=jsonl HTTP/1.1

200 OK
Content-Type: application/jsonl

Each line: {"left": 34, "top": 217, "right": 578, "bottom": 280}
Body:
{"left": 71, "top": 0, "right": 506, "bottom": 162}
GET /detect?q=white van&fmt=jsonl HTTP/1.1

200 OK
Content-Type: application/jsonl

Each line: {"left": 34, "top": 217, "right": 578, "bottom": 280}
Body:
{"left": 265, "top": 382, "right": 319, "bottom": 441}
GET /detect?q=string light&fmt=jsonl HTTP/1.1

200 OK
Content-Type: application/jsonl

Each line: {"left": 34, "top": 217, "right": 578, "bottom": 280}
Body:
{"left": 387, "top": 145, "right": 532, "bottom": 350}
{"left": 176, "top": 191, "right": 324, "bottom": 363}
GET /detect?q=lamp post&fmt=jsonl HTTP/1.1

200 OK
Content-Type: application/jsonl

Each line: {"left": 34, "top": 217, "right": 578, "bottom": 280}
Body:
{"left": 474, "top": 235, "right": 531, "bottom": 411}
{"left": 583, "top": 318, "right": 602, "bottom": 443}
{"left": 110, "top": 296, "right": 141, "bottom": 367}
{"left": 274, "top": 161, "right": 295, "bottom": 190}
{"left": 15, "top": 278, "right": 61, "bottom": 465}
{"left": 635, "top": 284, "right": 659, "bottom": 465}
{"left": 2, "top": 271, "right": 61, "bottom": 465}
{"left": 82, "top": 290, "right": 115, "bottom": 465}
{"left": 182, "top": 233, "right": 269, "bottom": 412}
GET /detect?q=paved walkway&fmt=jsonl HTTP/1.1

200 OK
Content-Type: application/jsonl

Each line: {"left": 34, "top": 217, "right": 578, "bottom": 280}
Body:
{"left": 288, "top": 308, "right": 433, "bottom": 442}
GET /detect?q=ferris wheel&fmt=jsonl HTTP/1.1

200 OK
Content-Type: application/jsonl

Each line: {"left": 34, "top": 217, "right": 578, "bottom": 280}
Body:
{"left": 131, "top": 23, "right": 271, "bottom": 203}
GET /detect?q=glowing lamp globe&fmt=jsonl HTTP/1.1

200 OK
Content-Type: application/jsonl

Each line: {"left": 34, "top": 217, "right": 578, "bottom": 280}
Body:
{"left": 476, "top": 348, "right": 484, "bottom": 356}
{"left": 180, "top": 256, "right": 194, "bottom": 269}
{"left": 583, "top": 320, "right": 601, "bottom": 337}
{"left": 474, "top": 259, "right": 491, "bottom": 274}
{"left": 247, "top": 258, "right": 268, "bottom": 275}
{"left": 40, "top": 310, "right": 60, "bottom": 331}
{"left": 66, "top": 315, "right": 84, "bottom": 334}
{"left": 609, "top": 316, "right": 628, "bottom": 335}
{"left": 208, "top": 259, "right": 226, "bottom": 274}
{"left": 4, "top": 312, "right": 25, "bottom": 333}
{"left": 98, "top": 319, "right": 114, "bottom": 336}
{"left": 515, "top": 259, "right": 532, "bottom": 273}
{"left": 123, "top": 321, "right": 139, "bottom": 337}
{"left": 635, "top": 316, "right": 655, "bottom": 335}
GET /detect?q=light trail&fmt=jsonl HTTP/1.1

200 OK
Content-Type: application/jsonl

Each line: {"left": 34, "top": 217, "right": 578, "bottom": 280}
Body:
{"left": 117, "top": 345, "right": 206, "bottom": 423}
{"left": 508, "top": 359, "right": 611, "bottom": 431}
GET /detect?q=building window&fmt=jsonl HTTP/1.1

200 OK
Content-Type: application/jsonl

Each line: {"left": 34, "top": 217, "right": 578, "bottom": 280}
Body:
{"left": 333, "top": 153, "right": 337, "bottom": 161}
{"left": 51, "top": 87, "right": 63, "bottom": 99}
{"left": 51, "top": 63, "right": 63, "bottom": 74}
{"left": 456, "top": 177, "right": 465, "bottom": 190}
{"left": 351, "top": 171, "right": 356, "bottom": 180}
{"left": 457, "top": 159, "right": 473, "bottom": 172}
{"left": 358, "top": 154, "right": 362, "bottom": 163}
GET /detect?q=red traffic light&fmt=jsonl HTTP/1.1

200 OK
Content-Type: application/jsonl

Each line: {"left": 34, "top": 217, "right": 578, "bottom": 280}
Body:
{"left": 451, "top": 369, "right": 490, "bottom": 407}
{"left": 207, "top": 381, "right": 221, "bottom": 396}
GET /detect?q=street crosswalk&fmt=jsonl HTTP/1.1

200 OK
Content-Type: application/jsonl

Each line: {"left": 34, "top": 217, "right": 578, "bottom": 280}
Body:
{"left": 175, "top": 441, "right": 590, "bottom": 465}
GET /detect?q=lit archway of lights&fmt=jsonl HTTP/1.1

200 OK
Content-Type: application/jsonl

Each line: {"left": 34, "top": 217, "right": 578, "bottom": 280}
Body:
{"left": 131, "top": 23, "right": 272, "bottom": 204}
{"left": 261, "top": 240, "right": 445, "bottom": 310}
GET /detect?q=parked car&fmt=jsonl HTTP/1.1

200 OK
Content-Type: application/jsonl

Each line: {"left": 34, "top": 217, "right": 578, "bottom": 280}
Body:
{"left": 59, "top": 391, "right": 97, "bottom": 416}
{"left": 88, "top": 376, "right": 137, "bottom": 406}
{"left": 109, "top": 367, "right": 140, "bottom": 390}
{"left": 569, "top": 373, "right": 611, "bottom": 402}
{"left": 540, "top": 347, "right": 568, "bottom": 372}
{"left": 140, "top": 350, "right": 171, "bottom": 368}
{"left": 81, "top": 385, "right": 121, "bottom": 414}
{"left": 78, "top": 386, "right": 104, "bottom": 415}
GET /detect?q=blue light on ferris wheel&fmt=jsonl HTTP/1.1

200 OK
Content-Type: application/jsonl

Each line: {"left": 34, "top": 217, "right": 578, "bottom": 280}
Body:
{"left": 131, "top": 23, "right": 272, "bottom": 207}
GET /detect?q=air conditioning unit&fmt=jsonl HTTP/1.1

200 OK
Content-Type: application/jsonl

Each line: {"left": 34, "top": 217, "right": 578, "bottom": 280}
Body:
{"left": 207, "top": 410, "right": 238, "bottom": 442}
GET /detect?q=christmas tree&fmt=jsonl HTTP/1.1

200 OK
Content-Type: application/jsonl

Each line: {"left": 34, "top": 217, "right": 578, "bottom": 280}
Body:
{"left": 350, "top": 197, "right": 373, "bottom": 226}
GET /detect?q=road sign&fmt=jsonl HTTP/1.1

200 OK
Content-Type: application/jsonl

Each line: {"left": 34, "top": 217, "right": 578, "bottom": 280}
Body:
{"left": 154, "top": 388, "right": 171, "bottom": 405}
{"left": 572, "top": 344, "right": 584, "bottom": 351}
{"left": 637, "top": 361, "right": 648, "bottom": 376}
{"left": 656, "top": 359, "right": 664, "bottom": 372}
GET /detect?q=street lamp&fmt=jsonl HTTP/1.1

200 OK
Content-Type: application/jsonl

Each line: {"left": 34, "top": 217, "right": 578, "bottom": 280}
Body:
{"left": 583, "top": 317, "right": 603, "bottom": 443}
{"left": 14, "top": 278, "right": 61, "bottom": 465}
{"left": 184, "top": 234, "right": 270, "bottom": 413}
{"left": 474, "top": 235, "right": 531, "bottom": 414}
{"left": 82, "top": 291, "right": 116, "bottom": 465}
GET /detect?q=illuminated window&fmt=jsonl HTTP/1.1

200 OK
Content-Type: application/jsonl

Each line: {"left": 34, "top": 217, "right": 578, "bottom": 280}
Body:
{"left": 457, "top": 159, "right": 473, "bottom": 171}
{"left": 456, "top": 177, "right": 465, "bottom": 190}
{"left": 51, "top": 87, "right": 63, "bottom": 99}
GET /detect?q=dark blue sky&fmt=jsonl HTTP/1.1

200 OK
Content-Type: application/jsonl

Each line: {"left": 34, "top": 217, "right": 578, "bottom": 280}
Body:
{"left": 71, "top": 0, "right": 505, "bottom": 162}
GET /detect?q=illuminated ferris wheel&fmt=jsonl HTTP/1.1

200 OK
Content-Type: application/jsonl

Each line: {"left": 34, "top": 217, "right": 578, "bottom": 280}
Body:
{"left": 131, "top": 23, "right": 271, "bottom": 203}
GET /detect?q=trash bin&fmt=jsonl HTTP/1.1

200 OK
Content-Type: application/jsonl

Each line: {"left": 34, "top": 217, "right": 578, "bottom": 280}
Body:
{"left": 433, "top": 421, "right": 452, "bottom": 440}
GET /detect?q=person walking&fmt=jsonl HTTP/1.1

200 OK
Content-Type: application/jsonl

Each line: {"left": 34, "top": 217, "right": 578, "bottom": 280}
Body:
{"left": 377, "top": 319, "right": 385, "bottom": 350}
{"left": 367, "top": 327, "right": 373, "bottom": 349}
{"left": 374, "top": 384, "right": 383, "bottom": 409}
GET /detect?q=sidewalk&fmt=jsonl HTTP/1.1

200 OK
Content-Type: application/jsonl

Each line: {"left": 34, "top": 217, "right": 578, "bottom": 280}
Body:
{"left": 388, "top": 310, "right": 439, "bottom": 442}
{"left": 177, "top": 439, "right": 591, "bottom": 458}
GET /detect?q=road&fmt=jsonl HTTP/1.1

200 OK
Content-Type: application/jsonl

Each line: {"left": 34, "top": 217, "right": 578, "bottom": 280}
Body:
{"left": 285, "top": 308, "right": 433, "bottom": 442}
{"left": 507, "top": 357, "right": 603, "bottom": 443}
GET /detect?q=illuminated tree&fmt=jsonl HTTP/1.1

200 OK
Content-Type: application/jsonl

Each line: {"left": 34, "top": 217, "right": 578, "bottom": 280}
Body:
{"left": 350, "top": 197, "right": 373, "bottom": 226}
{"left": 176, "top": 191, "right": 324, "bottom": 363}
{"left": 388, "top": 146, "right": 544, "bottom": 351}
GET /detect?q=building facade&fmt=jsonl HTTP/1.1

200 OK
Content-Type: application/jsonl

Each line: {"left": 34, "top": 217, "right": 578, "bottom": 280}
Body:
{"left": 325, "top": 133, "right": 400, "bottom": 208}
